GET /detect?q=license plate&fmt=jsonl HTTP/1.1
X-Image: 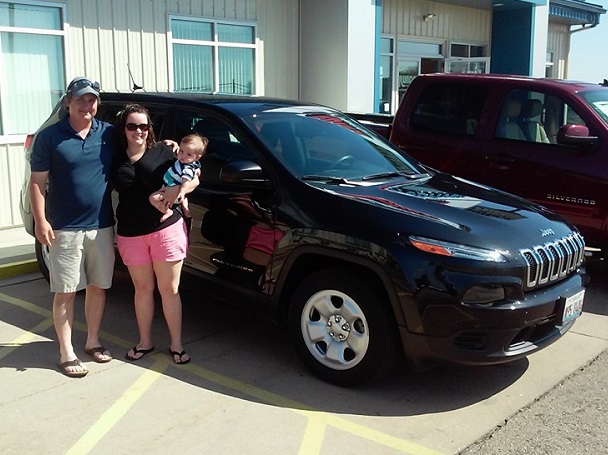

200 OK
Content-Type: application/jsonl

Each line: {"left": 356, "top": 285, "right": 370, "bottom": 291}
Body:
{"left": 561, "top": 290, "right": 585, "bottom": 324}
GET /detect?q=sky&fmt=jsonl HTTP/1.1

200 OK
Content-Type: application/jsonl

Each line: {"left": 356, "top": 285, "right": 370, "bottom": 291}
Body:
{"left": 566, "top": 0, "right": 608, "bottom": 83}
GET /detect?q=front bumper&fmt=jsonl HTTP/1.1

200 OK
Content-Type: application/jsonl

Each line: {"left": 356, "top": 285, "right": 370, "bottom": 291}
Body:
{"left": 399, "top": 273, "right": 586, "bottom": 368}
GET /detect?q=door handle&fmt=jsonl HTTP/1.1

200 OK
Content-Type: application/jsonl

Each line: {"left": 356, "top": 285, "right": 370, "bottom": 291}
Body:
{"left": 485, "top": 154, "right": 515, "bottom": 165}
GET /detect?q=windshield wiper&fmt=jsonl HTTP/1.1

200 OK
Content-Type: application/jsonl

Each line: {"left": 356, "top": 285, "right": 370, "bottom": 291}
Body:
{"left": 301, "top": 175, "right": 359, "bottom": 185}
{"left": 361, "top": 171, "right": 403, "bottom": 180}
{"left": 361, "top": 171, "right": 430, "bottom": 181}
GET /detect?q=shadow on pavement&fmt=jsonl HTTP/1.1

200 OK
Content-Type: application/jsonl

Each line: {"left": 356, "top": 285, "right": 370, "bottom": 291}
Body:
{"left": 583, "top": 260, "right": 608, "bottom": 316}
{"left": 0, "top": 267, "right": 547, "bottom": 420}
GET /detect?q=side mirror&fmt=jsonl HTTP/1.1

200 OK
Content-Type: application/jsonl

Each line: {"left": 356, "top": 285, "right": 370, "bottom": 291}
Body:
{"left": 220, "top": 160, "right": 270, "bottom": 187}
{"left": 200, "top": 156, "right": 271, "bottom": 189}
{"left": 556, "top": 124, "right": 598, "bottom": 148}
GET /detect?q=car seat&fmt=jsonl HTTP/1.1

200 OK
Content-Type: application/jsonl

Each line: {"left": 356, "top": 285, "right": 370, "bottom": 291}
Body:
{"left": 496, "top": 98, "right": 526, "bottom": 140}
{"left": 521, "top": 99, "right": 550, "bottom": 143}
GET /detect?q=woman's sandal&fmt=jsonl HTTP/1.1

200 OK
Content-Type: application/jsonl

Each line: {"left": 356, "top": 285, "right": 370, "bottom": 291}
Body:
{"left": 125, "top": 346, "right": 155, "bottom": 361}
{"left": 84, "top": 346, "right": 113, "bottom": 363}
{"left": 169, "top": 350, "right": 190, "bottom": 365}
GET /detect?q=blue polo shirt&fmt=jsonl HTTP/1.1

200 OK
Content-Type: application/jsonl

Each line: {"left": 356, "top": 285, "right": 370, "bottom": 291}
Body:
{"left": 30, "top": 116, "right": 115, "bottom": 230}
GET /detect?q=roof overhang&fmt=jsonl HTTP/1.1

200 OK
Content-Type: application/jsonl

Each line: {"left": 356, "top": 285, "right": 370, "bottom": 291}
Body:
{"left": 549, "top": 0, "right": 606, "bottom": 26}
{"left": 435, "top": 0, "right": 605, "bottom": 26}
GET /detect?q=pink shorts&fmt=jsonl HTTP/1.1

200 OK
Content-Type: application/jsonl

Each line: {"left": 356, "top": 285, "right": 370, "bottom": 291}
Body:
{"left": 117, "top": 218, "right": 188, "bottom": 266}
{"left": 246, "top": 225, "right": 284, "bottom": 255}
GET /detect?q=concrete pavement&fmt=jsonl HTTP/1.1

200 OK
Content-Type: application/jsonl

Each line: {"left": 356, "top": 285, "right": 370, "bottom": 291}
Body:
{"left": 0, "top": 226, "right": 37, "bottom": 279}
{"left": 0, "top": 227, "right": 607, "bottom": 454}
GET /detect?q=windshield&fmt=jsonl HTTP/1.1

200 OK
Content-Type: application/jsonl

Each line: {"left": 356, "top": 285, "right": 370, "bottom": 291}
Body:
{"left": 243, "top": 107, "right": 427, "bottom": 179}
{"left": 579, "top": 89, "right": 608, "bottom": 126}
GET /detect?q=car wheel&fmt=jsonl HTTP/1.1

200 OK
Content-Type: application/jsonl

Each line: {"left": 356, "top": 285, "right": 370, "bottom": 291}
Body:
{"left": 288, "top": 268, "right": 399, "bottom": 386}
{"left": 34, "top": 239, "right": 50, "bottom": 282}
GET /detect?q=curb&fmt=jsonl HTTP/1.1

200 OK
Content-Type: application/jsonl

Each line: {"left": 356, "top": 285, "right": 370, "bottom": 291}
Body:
{"left": 0, "top": 259, "right": 40, "bottom": 280}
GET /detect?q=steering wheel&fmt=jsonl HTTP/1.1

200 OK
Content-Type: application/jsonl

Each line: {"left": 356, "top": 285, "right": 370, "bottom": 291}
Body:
{"left": 329, "top": 155, "right": 355, "bottom": 170}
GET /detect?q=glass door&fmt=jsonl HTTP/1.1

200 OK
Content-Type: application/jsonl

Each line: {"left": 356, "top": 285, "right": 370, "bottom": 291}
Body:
{"left": 397, "top": 59, "right": 419, "bottom": 103}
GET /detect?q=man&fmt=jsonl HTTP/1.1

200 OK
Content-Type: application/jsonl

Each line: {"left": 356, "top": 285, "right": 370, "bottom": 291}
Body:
{"left": 29, "top": 77, "right": 115, "bottom": 377}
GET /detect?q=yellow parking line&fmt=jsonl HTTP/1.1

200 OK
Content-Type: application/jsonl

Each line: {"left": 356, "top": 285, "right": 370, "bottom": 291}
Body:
{"left": 184, "top": 364, "right": 444, "bottom": 454}
{"left": 0, "top": 291, "right": 50, "bottom": 318}
{"left": 66, "top": 358, "right": 169, "bottom": 455}
{"left": 293, "top": 410, "right": 444, "bottom": 455}
{"left": 0, "top": 291, "right": 443, "bottom": 455}
{"left": 299, "top": 416, "right": 327, "bottom": 455}
{"left": 186, "top": 362, "right": 315, "bottom": 409}
{"left": 0, "top": 319, "right": 54, "bottom": 361}
{"left": 0, "top": 291, "right": 131, "bottom": 349}
{"left": 0, "top": 259, "right": 39, "bottom": 280}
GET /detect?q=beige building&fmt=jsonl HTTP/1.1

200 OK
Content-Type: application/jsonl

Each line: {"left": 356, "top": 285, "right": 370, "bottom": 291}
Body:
{"left": 0, "top": 0, "right": 604, "bottom": 230}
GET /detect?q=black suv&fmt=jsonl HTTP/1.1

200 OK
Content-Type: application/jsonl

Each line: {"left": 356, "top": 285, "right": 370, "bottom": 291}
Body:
{"left": 20, "top": 92, "right": 587, "bottom": 386}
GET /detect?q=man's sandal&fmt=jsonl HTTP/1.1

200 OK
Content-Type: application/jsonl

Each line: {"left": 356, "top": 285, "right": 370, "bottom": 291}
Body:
{"left": 58, "top": 359, "right": 88, "bottom": 378}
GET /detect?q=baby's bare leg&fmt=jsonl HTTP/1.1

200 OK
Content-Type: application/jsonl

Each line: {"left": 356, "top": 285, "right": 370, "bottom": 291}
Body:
{"left": 159, "top": 208, "right": 174, "bottom": 222}
{"left": 181, "top": 197, "right": 190, "bottom": 218}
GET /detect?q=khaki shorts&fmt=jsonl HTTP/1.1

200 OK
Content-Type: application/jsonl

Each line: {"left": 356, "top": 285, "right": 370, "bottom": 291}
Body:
{"left": 49, "top": 227, "right": 115, "bottom": 293}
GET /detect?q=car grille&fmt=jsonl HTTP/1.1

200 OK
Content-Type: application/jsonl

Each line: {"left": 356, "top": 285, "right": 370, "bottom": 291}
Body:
{"left": 520, "top": 233, "right": 585, "bottom": 289}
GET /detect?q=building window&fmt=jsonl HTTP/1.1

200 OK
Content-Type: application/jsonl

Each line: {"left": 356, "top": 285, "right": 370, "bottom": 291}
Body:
{"left": 545, "top": 52, "right": 554, "bottom": 78}
{"left": 170, "top": 17, "right": 256, "bottom": 95}
{"left": 446, "top": 42, "right": 489, "bottom": 74}
{"left": 397, "top": 39, "right": 444, "bottom": 105}
{"left": 379, "top": 37, "right": 393, "bottom": 114}
{"left": 0, "top": 1, "right": 65, "bottom": 135}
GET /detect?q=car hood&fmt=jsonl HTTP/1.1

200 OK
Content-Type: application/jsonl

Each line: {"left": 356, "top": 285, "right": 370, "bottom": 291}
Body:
{"left": 304, "top": 172, "right": 579, "bottom": 249}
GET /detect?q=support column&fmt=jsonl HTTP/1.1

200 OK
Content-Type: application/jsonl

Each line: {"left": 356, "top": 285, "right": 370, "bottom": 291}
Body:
{"left": 490, "top": 0, "right": 548, "bottom": 76}
{"left": 300, "top": 0, "right": 378, "bottom": 112}
{"left": 531, "top": 4, "right": 549, "bottom": 77}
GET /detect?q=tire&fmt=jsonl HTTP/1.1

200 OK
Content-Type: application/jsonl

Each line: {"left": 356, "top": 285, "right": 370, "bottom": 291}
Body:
{"left": 288, "top": 268, "right": 399, "bottom": 386}
{"left": 34, "top": 239, "right": 50, "bottom": 283}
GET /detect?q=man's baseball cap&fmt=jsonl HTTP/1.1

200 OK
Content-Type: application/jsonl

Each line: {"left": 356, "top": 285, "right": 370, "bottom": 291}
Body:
{"left": 66, "top": 77, "right": 100, "bottom": 98}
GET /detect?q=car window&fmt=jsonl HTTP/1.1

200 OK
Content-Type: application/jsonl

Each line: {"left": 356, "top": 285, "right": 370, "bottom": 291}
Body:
{"left": 175, "top": 110, "right": 257, "bottom": 162}
{"left": 579, "top": 89, "right": 608, "bottom": 127}
{"left": 410, "top": 83, "right": 487, "bottom": 136}
{"left": 97, "top": 103, "right": 168, "bottom": 139}
{"left": 244, "top": 110, "right": 424, "bottom": 179}
{"left": 546, "top": 95, "right": 587, "bottom": 143}
{"left": 495, "top": 89, "right": 586, "bottom": 144}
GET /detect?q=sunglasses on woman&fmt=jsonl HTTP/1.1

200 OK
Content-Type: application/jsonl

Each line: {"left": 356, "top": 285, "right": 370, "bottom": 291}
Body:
{"left": 125, "top": 123, "right": 150, "bottom": 132}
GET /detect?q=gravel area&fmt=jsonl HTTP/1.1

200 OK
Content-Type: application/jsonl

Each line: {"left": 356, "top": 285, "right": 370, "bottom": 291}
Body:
{"left": 459, "top": 348, "right": 608, "bottom": 454}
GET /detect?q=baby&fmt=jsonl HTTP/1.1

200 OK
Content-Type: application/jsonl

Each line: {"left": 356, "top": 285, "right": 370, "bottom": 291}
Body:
{"left": 149, "top": 133, "right": 208, "bottom": 221}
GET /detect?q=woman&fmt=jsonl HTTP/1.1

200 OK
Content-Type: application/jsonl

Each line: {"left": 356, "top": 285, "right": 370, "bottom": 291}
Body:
{"left": 113, "top": 104, "right": 198, "bottom": 364}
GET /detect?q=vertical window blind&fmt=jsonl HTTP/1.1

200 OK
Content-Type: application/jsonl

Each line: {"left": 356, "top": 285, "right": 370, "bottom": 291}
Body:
{"left": 0, "top": 2, "right": 65, "bottom": 135}
{"left": 171, "top": 18, "right": 256, "bottom": 95}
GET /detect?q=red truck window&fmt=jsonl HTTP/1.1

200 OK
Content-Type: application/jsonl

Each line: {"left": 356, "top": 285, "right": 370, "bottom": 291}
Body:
{"left": 411, "top": 84, "right": 487, "bottom": 136}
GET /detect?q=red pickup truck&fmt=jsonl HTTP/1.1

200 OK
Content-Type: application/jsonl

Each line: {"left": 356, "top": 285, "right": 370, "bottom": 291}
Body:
{"left": 353, "top": 73, "right": 608, "bottom": 258}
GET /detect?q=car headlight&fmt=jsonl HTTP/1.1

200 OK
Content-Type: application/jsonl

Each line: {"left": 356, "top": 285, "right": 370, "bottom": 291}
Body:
{"left": 408, "top": 236, "right": 508, "bottom": 263}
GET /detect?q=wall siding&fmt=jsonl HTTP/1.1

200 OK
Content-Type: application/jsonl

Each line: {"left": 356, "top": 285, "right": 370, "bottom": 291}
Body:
{"left": 258, "top": 0, "right": 300, "bottom": 98}
{"left": 382, "top": 0, "right": 492, "bottom": 44}
{"left": 1, "top": 0, "right": 299, "bottom": 230}
{"left": 547, "top": 22, "right": 569, "bottom": 79}
{"left": 0, "top": 143, "right": 28, "bottom": 227}
{"left": 63, "top": 0, "right": 297, "bottom": 95}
